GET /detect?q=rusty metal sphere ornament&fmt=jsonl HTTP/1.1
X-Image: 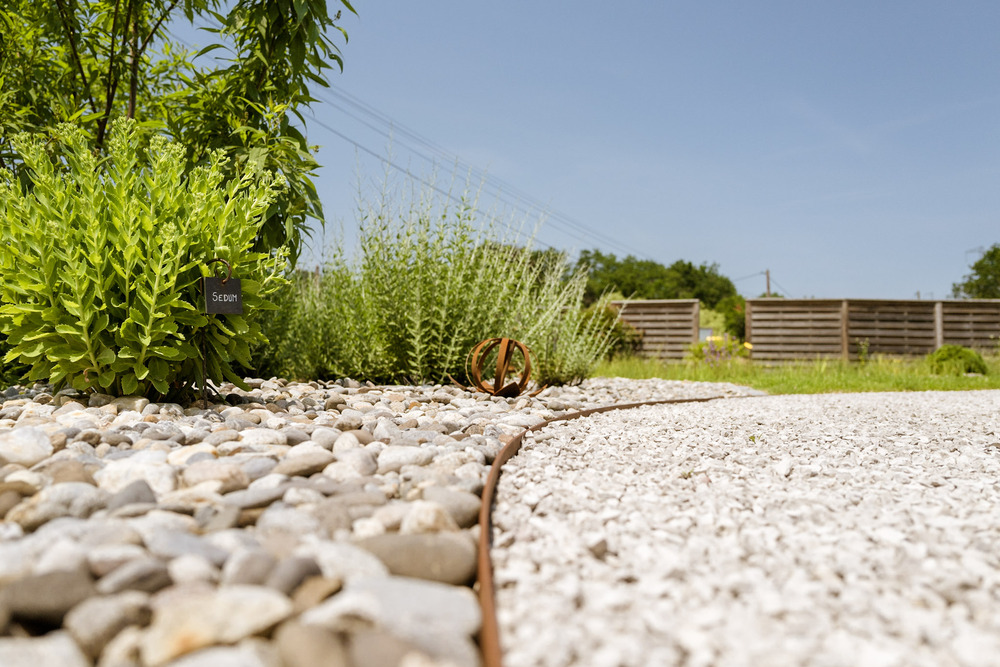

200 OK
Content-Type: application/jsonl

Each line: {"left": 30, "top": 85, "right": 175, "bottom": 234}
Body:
{"left": 461, "top": 337, "right": 542, "bottom": 398}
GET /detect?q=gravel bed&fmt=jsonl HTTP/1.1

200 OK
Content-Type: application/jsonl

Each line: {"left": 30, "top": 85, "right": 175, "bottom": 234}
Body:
{"left": 0, "top": 376, "right": 751, "bottom": 666}
{"left": 493, "top": 390, "right": 1000, "bottom": 667}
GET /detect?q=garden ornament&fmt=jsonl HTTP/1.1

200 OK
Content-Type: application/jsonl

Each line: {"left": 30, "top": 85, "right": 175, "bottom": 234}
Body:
{"left": 458, "top": 337, "right": 543, "bottom": 398}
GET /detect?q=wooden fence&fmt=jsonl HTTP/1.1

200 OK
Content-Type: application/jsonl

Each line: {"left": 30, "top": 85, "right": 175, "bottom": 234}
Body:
{"left": 746, "top": 298, "right": 1000, "bottom": 361}
{"left": 610, "top": 299, "right": 700, "bottom": 360}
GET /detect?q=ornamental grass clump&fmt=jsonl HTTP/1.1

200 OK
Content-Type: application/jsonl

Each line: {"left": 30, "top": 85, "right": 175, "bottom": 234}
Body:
{"left": 256, "top": 176, "right": 616, "bottom": 385}
{"left": 0, "top": 119, "right": 288, "bottom": 397}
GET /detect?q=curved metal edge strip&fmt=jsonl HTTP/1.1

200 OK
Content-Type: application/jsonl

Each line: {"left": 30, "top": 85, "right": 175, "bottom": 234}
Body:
{"left": 475, "top": 394, "right": 748, "bottom": 667}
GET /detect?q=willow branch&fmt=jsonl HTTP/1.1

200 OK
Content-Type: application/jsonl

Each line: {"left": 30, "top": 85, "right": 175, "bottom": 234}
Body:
{"left": 95, "top": 0, "right": 124, "bottom": 148}
{"left": 139, "top": 0, "right": 180, "bottom": 60}
{"left": 53, "top": 0, "right": 97, "bottom": 114}
{"left": 128, "top": 19, "right": 139, "bottom": 118}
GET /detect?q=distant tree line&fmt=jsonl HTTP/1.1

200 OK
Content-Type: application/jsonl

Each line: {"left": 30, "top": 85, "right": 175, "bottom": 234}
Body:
{"left": 953, "top": 245, "right": 1000, "bottom": 299}
{"left": 574, "top": 250, "right": 737, "bottom": 307}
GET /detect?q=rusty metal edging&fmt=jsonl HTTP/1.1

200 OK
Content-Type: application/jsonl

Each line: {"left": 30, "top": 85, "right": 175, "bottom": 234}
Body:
{"left": 475, "top": 394, "right": 742, "bottom": 667}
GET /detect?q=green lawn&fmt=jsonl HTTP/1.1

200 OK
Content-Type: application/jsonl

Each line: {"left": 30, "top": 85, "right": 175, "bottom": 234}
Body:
{"left": 594, "top": 355, "right": 1000, "bottom": 395}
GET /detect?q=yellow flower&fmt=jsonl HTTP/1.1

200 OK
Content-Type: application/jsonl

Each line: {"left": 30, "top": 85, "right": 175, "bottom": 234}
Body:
{"left": 743, "top": 342, "right": 753, "bottom": 349}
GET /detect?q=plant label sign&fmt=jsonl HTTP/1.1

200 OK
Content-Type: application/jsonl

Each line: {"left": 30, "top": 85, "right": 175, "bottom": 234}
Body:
{"left": 203, "top": 277, "right": 243, "bottom": 314}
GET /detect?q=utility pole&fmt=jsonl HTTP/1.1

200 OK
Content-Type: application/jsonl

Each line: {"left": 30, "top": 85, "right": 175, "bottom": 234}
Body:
{"left": 766, "top": 269, "right": 771, "bottom": 298}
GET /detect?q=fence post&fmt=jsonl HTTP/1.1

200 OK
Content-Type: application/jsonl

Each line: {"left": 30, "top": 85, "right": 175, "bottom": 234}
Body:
{"left": 840, "top": 300, "right": 849, "bottom": 360}
{"left": 744, "top": 300, "right": 753, "bottom": 358}
{"left": 692, "top": 301, "right": 700, "bottom": 344}
{"left": 934, "top": 301, "right": 944, "bottom": 350}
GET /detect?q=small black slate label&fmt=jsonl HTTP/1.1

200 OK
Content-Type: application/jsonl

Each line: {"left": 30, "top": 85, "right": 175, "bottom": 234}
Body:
{"left": 203, "top": 277, "right": 243, "bottom": 314}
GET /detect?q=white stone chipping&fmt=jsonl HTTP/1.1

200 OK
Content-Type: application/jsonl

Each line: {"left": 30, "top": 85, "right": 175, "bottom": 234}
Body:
{"left": 492, "top": 390, "right": 1000, "bottom": 667}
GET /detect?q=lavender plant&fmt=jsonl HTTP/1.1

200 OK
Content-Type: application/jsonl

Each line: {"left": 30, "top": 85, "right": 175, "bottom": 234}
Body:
{"left": 255, "top": 175, "right": 616, "bottom": 385}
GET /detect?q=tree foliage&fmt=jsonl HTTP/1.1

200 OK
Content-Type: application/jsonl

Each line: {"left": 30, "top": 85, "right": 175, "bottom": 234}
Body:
{"left": 953, "top": 245, "right": 1000, "bottom": 299}
{"left": 0, "top": 0, "right": 355, "bottom": 261}
{"left": 576, "top": 249, "right": 738, "bottom": 308}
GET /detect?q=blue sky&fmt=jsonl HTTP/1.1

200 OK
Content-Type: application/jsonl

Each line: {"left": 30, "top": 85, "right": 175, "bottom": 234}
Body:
{"left": 218, "top": 3, "right": 1000, "bottom": 298}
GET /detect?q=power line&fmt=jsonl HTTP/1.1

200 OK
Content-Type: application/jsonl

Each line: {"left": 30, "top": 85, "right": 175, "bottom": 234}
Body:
{"left": 168, "top": 25, "right": 659, "bottom": 259}
{"left": 303, "top": 110, "right": 559, "bottom": 252}
{"left": 315, "top": 87, "right": 655, "bottom": 259}
{"left": 770, "top": 277, "right": 795, "bottom": 299}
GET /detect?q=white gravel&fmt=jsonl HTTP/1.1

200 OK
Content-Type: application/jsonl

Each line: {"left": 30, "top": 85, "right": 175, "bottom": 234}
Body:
{"left": 492, "top": 390, "right": 1000, "bottom": 667}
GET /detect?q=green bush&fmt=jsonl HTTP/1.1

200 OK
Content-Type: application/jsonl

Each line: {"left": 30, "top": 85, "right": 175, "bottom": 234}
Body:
{"left": 716, "top": 294, "right": 746, "bottom": 339}
{"left": 699, "top": 306, "right": 725, "bottom": 335}
{"left": 0, "top": 119, "right": 288, "bottom": 398}
{"left": 588, "top": 302, "right": 641, "bottom": 359}
{"left": 255, "top": 177, "right": 616, "bottom": 386}
{"left": 927, "top": 345, "right": 988, "bottom": 376}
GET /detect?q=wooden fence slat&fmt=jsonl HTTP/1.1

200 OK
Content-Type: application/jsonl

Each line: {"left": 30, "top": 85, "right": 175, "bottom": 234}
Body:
{"left": 611, "top": 298, "right": 1000, "bottom": 363}
{"left": 747, "top": 298, "right": 1000, "bottom": 361}
{"left": 611, "top": 299, "right": 700, "bottom": 360}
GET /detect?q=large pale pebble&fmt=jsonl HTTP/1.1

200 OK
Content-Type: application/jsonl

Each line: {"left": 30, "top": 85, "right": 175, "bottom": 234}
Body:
{"left": 221, "top": 548, "right": 277, "bottom": 586}
{"left": 301, "top": 576, "right": 480, "bottom": 667}
{"left": 167, "top": 443, "right": 217, "bottom": 466}
{"left": 256, "top": 506, "right": 321, "bottom": 540}
{"left": 0, "top": 631, "right": 90, "bottom": 667}
{"left": 421, "top": 486, "right": 482, "bottom": 528}
{"left": 6, "top": 482, "right": 109, "bottom": 531}
{"left": 111, "top": 397, "right": 149, "bottom": 413}
{"left": 167, "top": 553, "right": 221, "bottom": 585}
{"left": 96, "top": 624, "right": 144, "bottom": 667}
{"left": 94, "top": 459, "right": 177, "bottom": 495}
{"left": 356, "top": 532, "right": 477, "bottom": 585}
{"left": 336, "top": 449, "right": 377, "bottom": 476}
{"left": 331, "top": 432, "right": 361, "bottom": 452}
{"left": 157, "top": 641, "right": 276, "bottom": 667}
{"left": 34, "top": 537, "right": 89, "bottom": 574}
{"left": 275, "top": 621, "right": 349, "bottom": 667}
{"left": 87, "top": 543, "right": 149, "bottom": 577}
{"left": 321, "top": 461, "right": 364, "bottom": 482}
{"left": 310, "top": 427, "right": 342, "bottom": 450}
{"left": 143, "top": 529, "right": 229, "bottom": 566}
{"left": 1, "top": 470, "right": 47, "bottom": 494}
{"left": 293, "top": 537, "right": 389, "bottom": 582}
{"left": 376, "top": 445, "right": 434, "bottom": 474}
{"left": 272, "top": 447, "right": 335, "bottom": 477}
{"left": 0, "top": 427, "right": 53, "bottom": 467}
{"left": 399, "top": 500, "right": 460, "bottom": 534}
{"left": 239, "top": 428, "right": 288, "bottom": 447}
{"left": 110, "top": 410, "right": 144, "bottom": 427}
{"left": 139, "top": 585, "right": 293, "bottom": 666}
{"left": 64, "top": 590, "right": 151, "bottom": 658}
{"left": 181, "top": 460, "right": 249, "bottom": 493}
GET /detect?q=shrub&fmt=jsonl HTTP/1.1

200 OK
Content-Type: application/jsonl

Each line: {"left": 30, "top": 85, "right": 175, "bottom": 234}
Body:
{"left": 0, "top": 119, "right": 288, "bottom": 398}
{"left": 927, "top": 345, "right": 988, "bottom": 376}
{"left": 589, "top": 302, "right": 641, "bottom": 359}
{"left": 699, "top": 306, "right": 725, "bottom": 336}
{"left": 716, "top": 294, "right": 746, "bottom": 339}
{"left": 255, "top": 176, "right": 615, "bottom": 386}
{"left": 685, "top": 333, "right": 751, "bottom": 366}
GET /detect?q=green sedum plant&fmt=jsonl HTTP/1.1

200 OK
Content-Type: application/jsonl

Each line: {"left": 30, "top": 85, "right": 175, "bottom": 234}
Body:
{"left": 0, "top": 119, "right": 288, "bottom": 397}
